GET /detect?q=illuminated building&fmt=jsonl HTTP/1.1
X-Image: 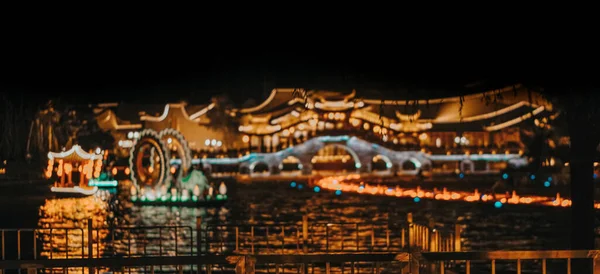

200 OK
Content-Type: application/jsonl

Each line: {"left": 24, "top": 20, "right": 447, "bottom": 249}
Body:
{"left": 46, "top": 145, "right": 103, "bottom": 195}
{"left": 92, "top": 84, "right": 557, "bottom": 183}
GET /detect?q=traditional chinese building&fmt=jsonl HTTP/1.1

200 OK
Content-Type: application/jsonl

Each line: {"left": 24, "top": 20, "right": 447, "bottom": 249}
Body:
{"left": 92, "top": 84, "right": 559, "bottom": 184}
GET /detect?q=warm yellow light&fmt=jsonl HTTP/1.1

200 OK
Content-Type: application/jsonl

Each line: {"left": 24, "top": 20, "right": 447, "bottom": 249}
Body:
{"left": 112, "top": 167, "right": 117, "bottom": 175}
{"left": 242, "top": 135, "right": 250, "bottom": 143}
{"left": 309, "top": 119, "right": 318, "bottom": 127}
{"left": 419, "top": 133, "right": 428, "bottom": 141}
{"left": 170, "top": 167, "right": 176, "bottom": 174}
{"left": 148, "top": 166, "right": 154, "bottom": 173}
{"left": 334, "top": 112, "right": 341, "bottom": 120}
{"left": 340, "top": 113, "right": 346, "bottom": 120}
{"left": 125, "top": 167, "right": 130, "bottom": 175}
{"left": 328, "top": 113, "right": 335, "bottom": 119}
{"left": 363, "top": 122, "right": 370, "bottom": 130}
{"left": 373, "top": 125, "right": 381, "bottom": 134}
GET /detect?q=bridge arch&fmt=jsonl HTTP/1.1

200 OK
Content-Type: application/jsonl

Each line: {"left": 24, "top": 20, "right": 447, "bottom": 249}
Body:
{"left": 310, "top": 143, "right": 362, "bottom": 174}
{"left": 249, "top": 161, "right": 271, "bottom": 175}
{"left": 279, "top": 155, "right": 303, "bottom": 173}
{"left": 399, "top": 157, "right": 422, "bottom": 175}
{"left": 372, "top": 154, "right": 392, "bottom": 172}
{"left": 460, "top": 159, "right": 474, "bottom": 173}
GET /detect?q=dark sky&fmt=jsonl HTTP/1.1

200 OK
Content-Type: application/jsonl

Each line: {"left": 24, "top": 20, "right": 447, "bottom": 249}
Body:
{"left": 2, "top": 42, "right": 598, "bottom": 108}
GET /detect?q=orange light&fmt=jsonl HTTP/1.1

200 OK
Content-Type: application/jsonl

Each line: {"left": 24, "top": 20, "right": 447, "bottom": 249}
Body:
{"left": 125, "top": 167, "right": 130, "bottom": 175}
{"left": 112, "top": 167, "right": 117, "bottom": 175}
{"left": 242, "top": 135, "right": 250, "bottom": 143}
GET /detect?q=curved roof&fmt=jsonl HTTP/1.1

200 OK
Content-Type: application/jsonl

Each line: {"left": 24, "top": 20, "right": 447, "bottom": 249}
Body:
{"left": 48, "top": 145, "right": 102, "bottom": 162}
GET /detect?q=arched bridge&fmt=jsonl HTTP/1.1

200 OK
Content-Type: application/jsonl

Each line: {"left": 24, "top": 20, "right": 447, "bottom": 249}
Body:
{"left": 183, "top": 135, "right": 434, "bottom": 175}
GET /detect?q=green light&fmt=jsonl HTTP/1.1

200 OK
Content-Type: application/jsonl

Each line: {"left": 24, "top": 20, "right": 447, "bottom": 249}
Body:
{"left": 171, "top": 196, "right": 177, "bottom": 202}
{"left": 88, "top": 179, "right": 118, "bottom": 187}
{"left": 161, "top": 196, "right": 168, "bottom": 202}
{"left": 192, "top": 196, "right": 198, "bottom": 202}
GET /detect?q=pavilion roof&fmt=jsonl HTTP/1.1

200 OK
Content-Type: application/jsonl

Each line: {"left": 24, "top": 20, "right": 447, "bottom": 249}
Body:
{"left": 48, "top": 145, "right": 102, "bottom": 162}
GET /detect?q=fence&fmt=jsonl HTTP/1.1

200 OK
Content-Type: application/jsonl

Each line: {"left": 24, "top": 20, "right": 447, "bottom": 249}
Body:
{"left": 2, "top": 251, "right": 600, "bottom": 274}
{"left": 1, "top": 213, "right": 460, "bottom": 262}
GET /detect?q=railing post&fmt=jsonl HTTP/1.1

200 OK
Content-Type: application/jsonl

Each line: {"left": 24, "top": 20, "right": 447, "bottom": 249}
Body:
{"left": 196, "top": 217, "right": 202, "bottom": 255}
{"left": 88, "top": 219, "right": 94, "bottom": 274}
{"left": 196, "top": 216, "right": 202, "bottom": 274}
{"left": 406, "top": 213, "right": 413, "bottom": 251}
{"left": 302, "top": 215, "right": 308, "bottom": 253}
{"left": 454, "top": 221, "right": 461, "bottom": 252}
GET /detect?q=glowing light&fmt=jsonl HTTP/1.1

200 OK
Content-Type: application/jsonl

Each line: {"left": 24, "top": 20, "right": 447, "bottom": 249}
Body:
{"left": 544, "top": 181, "right": 551, "bottom": 187}
{"left": 88, "top": 179, "right": 118, "bottom": 187}
{"left": 167, "top": 138, "right": 173, "bottom": 144}
{"left": 290, "top": 181, "right": 297, "bottom": 188}
{"left": 355, "top": 163, "right": 362, "bottom": 169}
{"left": 211, "top": 139, "right": 217, "bottom": 146}
{"left": 335, "top": 190, "right": 342, "bottom": 196}
{"left": 128, "top": 132, "right": 134, "bottom": 139}
{"left": 494, "top": 201, "right": 503, "bottom": 208}
{"left": 502, "top": 173, "right": 509, "bottom": 180}
{"left": 419, "top": 133, "right": 428, "bottom": 141}
{"left": 413, "top": 197, "right": 421, "bottom": 203}
{"left": 363, "top": 123, "right": 370, "bottom": 130}
{"left": 205, "top": 139, "right": 211, "bottom": 146}
{"left": 217, "top": 141, "right": 222, "bottom": 147}
{"left": 314, "top": 186, "right": 321, "bottom": 193}
{"left": 530, "top": 174, "right": 536, "bottom": 180}
{"left": 298, "top": 184, "right": 304, "bottom": 190}
{"left": 124, "top": 167, "right": 130, "bottom": 175}
{"left": 459, "top": 173, "right": 464, "bottom": 179}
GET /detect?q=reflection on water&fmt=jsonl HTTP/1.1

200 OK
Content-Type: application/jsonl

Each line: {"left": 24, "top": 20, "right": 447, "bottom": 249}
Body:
{"left": 37, "top": 194, "right": 109, "bottom": 259}
{"left": 36, "top": 180, "right": 571, "bottom": 259}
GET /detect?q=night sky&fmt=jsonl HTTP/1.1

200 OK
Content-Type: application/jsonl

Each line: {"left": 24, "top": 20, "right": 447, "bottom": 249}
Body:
{"left": 2, "top": 43, "right": 598, "bottom": 108}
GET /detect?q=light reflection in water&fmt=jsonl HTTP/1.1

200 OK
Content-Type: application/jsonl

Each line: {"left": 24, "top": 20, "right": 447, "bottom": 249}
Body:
{"left": 37, "top": 194, "right": 109, "bottom": 259}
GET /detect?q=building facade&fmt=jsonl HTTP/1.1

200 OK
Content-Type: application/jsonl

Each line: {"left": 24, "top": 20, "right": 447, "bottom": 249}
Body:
{"left": 92, "top": 84, "right": 559, "bottom": 186}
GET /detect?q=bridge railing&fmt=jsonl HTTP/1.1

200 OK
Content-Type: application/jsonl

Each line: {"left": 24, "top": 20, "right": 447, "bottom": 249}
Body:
{"left": 2, "top": 251, "right": 600, "bottom": 274}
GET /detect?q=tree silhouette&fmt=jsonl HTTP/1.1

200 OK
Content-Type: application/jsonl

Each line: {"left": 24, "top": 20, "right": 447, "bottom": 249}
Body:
{"left": 205, "top": 95, "right": 239, "bottom": 145}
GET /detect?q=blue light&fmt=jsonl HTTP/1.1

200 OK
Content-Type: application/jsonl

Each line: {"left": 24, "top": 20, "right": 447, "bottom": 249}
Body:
{"left": 298, "top": 184, "right": 304, "bottom": 190}
{"left": 459, "top": 173, "right": 464, "bottom": 179}
{"left": 359, "top": 185, "right": 365, "bottom": 190}
{"left": 594, "top": 174, "right": 598, "bottom": 179}
{"left": 502, "top": 173, "right": 509, "bottom": 180}
{"left": 494, "top": 201, "right": 503, "bottom": 208}
{"left": 544, "top": 181, "right": 551, "bottom": 187}
{"left": 530, "top": 174, "right": 536, "bottom": 180}
{"left": 335, "top": 190, "right": 342, "bottom": 196}
{"left": 314, "top": 186, "right": 321, "bottom": 193}
{"left": 413, "top": 197, "right": 421, "bottom": 203}
{"left": 290, "top": 182, "right": 297, "bottom": 188}
{"left": 547, "top": 177, "right": 553, "bottom": 182}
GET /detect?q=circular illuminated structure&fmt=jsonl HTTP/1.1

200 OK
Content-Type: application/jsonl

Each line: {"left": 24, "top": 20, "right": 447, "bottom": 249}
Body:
{"left": 159, "top": 128, "right": 192, "bottom": 179}
{"left": 129, "top": 129, "right": 171, "bottom": 192}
